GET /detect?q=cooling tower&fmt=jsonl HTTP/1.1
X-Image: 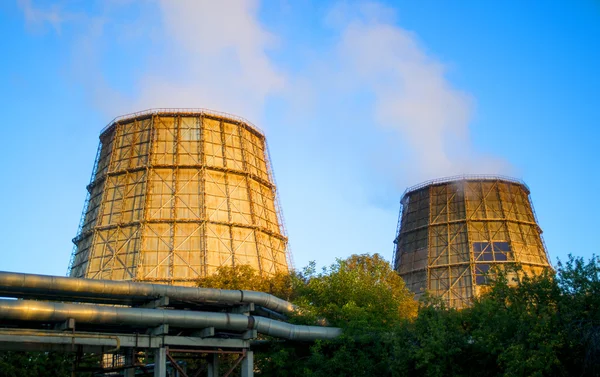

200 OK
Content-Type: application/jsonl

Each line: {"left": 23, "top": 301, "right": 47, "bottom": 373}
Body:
{"left": 393, "top": 175, "right": 551, "bottom": 308}
{"left": 68, "top": 109, "right": 290, "bottom": 285}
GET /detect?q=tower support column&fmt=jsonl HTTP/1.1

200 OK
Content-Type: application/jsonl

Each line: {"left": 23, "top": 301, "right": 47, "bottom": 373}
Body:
{"left": 124, "top": 348, "right": 135, "bottom": 377}
{"left": 241, "top": 350, "right": 253, "bottom": 377}
{"left": 154, "top": 347, "right": 166, "bottom": 377}
{"left": 207, "top": 353, "right": 219, "bottom": 377}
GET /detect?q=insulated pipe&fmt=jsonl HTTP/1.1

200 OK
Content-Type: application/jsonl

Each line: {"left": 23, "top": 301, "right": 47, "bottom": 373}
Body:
{"left": 253, "top": 317, "right": 341, "bottom": 341}
{"left": 0, "top": 271, "right": 294, "bottom": 315}
{"left": 0, "top": 299, "right": 341, "bottom": 341}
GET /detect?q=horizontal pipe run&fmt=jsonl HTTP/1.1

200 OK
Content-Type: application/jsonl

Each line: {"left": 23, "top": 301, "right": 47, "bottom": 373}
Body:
{"left": 0, "top": 328, "right": 251, "bottom": 352}
{"left": 253, "top": 317, "right": 341, "bottom": 341}
{"left": 0, "top": 299, "right": 249, "bottom": 332}
{"left": 0, "top": 271, "right": 294, "bottom": 315}
{"left": 0, "top": 299, "right": 341, "bottom": 341}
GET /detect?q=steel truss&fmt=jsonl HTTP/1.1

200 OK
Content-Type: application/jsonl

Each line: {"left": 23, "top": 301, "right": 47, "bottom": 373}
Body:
{"left": 394, "top": 176, "right": 552, "bottom": 309}
{"left": 69, "top": 110, "right": 292, "bottom": 284}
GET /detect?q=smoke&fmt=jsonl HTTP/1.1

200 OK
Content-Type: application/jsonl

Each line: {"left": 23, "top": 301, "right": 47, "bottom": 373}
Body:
{"left": 17, "top": 0, "right": 509, "bottom": 184}
{"left": 15, "top": 0, "right": 515, "bottom": 270}
{"left": 327, "top": 2, "right": 510, "bottom": 183}
{"left": 17, "top": 0, "right": 285, "bottom": 122}
{"left": 133, "top": 0, "right": 286, "bottom": 120}
{"left": 17, "top": 0, "right": 68, "bottom": 34}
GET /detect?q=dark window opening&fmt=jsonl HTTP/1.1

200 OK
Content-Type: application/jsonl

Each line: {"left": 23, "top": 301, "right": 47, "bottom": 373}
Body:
{"left": 495, "top": 252, "right": 508, "bottom": 261}
{"left": 475, "top": 264, "right": 490, "bottom": 285}
{"left": 473, "top": 242, "right": 487, "bottom": 253}
{"left": 493, "top": 242, "right": 510, "bottom": 252}
{"left": 473, "top": 241, "right": 512, "bottom": 262}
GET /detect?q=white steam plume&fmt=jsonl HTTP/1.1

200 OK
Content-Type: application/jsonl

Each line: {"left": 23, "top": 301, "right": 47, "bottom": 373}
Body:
{"left": 18, "top": 0, "right": 286, "bottom": 122}
{"left": 17, "top": 0, "right": 68, "bottom": 34}
{"left": 17, "top": 0, "right": 510, "bottom": 185}
{"left": 329, "top": 3, "right": 510, "bottom": 183}
{"left": 134, "top": 0, "right": 286, "bottom": 120}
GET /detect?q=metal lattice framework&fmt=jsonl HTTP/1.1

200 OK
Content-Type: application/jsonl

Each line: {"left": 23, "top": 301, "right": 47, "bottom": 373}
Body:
{"left": 393, "top": 175, "right": 551, "bottom": 308}
{"left": 69, "top": 109, "right": 291, "bottom": 284}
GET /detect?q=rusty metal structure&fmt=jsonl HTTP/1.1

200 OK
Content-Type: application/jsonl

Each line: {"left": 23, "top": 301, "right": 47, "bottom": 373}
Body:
{"left": 393, "top": 175, "right": 551, "bottom": 308}
{"left": 68, "top": 109, "right": 290, "bottom": 284}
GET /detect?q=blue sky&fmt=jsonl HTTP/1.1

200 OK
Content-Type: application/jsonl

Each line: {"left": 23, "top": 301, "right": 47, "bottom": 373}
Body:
{"left": 0, "top": 0, "right": 598, "bottom": 276}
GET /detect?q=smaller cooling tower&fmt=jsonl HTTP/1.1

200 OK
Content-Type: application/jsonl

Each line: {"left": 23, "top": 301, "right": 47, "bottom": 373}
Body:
{"left": 68, "top": 109, "right": 290, "bottom": 285}
{"left": 393, "top": 175, "right": 551, "bottom": 308}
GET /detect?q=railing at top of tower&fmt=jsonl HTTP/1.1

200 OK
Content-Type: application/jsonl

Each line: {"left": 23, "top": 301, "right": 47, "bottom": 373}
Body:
{"left": 400, "top": 174, "right": 530, "bottom": 202}
{"left": 100, "top": 108, "right": 265, "bottom": 137}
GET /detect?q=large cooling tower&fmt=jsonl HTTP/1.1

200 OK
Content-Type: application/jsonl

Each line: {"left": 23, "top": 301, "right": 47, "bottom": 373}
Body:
{"left": 68, "top": 109, "right": 290, "bottom": 285}
{"left": 393, "top": 175, "right": 551, "bottom": 308}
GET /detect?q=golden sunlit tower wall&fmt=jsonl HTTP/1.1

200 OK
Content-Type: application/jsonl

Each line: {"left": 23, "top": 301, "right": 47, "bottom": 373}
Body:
{"left": 68, "top": 109, "right": 291, "bottom": 285}
{"left": 393, "top": 175, "right": 551, "bottom": 308}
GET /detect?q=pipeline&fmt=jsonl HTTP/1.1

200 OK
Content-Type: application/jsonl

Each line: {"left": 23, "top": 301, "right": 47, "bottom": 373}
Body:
{"left": 0, "top": 328, "right": 121, "bottom": 353}
{"left": 0, "top": 271, "right": 294, "bottom": 315}
{"left": 0, "top": 299, "right": 341, "bottom": 342}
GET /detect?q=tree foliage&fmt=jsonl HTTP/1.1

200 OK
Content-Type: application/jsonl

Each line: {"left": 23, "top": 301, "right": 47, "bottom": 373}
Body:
{"left": 293, "top": 253, "right": 418, "bottom": 330}
{"left": 197, "top": 264, "right": 295, "bottom": 300}
{"left": 253, "top": 254, "right": 600, "bottom": 377}
{"left": 0, "top": 351, "right": 73, "bottom": 377}
{"left": 255, "top": 253, "right": 418, "bottom": 377}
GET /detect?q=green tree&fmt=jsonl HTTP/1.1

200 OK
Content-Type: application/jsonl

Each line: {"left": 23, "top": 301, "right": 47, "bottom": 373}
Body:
{"left": 197, "top": 264, "right": 296, "bottom": 301}
{"left": 0, "top": 351, "right": 73, "bottom": 377}
{"left": 402, "top": 256, "right": 600, "bottom": 377}
{"left": 257, "top": 253, "right": 418, "bottom": 377}
{"left": 293, "top": 253, "right": 417, "bottom": 330}
{"left": 405, "top": 302, "right": 468, "bottom": 377}
{"left": 553, "top": 255, "right": 600, "bottom": 376}
{"left": 466, "top": 266, "right": 564, "bottom": 377}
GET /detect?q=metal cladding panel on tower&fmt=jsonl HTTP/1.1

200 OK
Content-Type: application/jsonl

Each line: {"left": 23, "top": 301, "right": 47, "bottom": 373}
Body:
{"left": 69, "top": 110, "right": 290, "bottom": 285}
{"left": 393, "top": 176, "right": 551, "bottom": 309}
